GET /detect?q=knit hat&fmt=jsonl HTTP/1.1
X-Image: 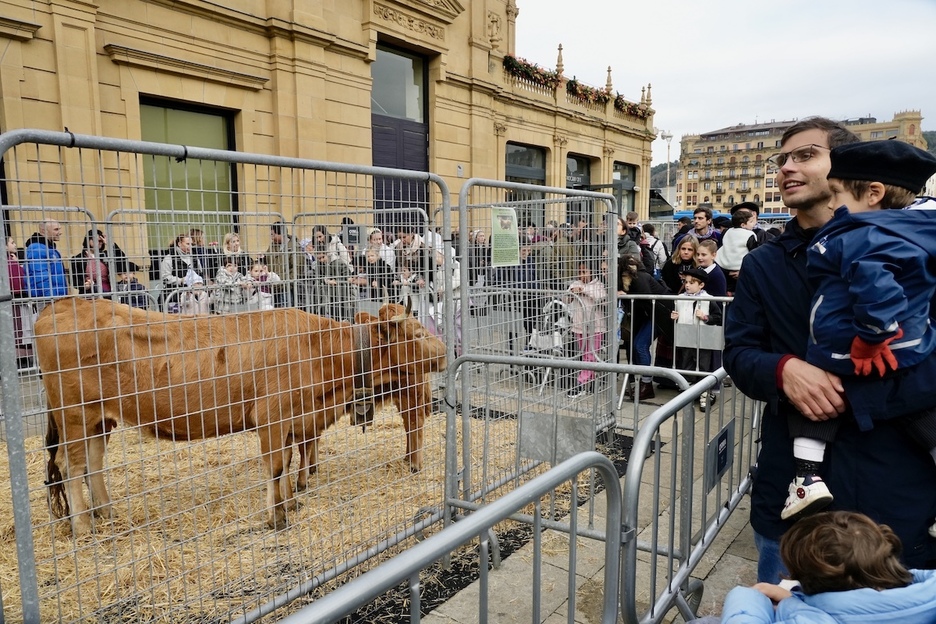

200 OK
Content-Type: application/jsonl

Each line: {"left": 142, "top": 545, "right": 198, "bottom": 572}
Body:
{"left": 828, "top": 140, "right": 936, "bottom": 193}
{"left": 680, "top": 266, "right": 708, "bottom": 284}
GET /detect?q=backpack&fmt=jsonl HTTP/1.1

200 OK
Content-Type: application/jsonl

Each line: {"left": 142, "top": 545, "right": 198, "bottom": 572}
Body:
{"left": 649, "top": 237, "right": 668, "bottom": 267}
{"left": 639, "top": 242, "right": 656, "bottom": 275}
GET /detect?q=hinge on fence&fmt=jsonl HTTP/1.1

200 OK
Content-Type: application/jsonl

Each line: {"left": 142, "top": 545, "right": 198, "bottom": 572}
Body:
{"left": 621, "top": 525, "right": 636, "bottom": 544}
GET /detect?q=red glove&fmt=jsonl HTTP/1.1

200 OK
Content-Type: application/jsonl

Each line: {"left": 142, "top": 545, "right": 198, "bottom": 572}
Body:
{"left": 850, "top": 328, "right": 903, "bottom": 376}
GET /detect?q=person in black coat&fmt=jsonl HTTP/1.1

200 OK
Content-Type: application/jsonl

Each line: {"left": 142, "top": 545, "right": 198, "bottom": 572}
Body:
{"left": 620, "top": 254, "right": 674, "bottom": 400}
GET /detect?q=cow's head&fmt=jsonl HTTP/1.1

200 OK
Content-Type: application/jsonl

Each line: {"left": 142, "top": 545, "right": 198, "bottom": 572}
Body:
{"left": 364, "top": 300, "right": 446, "bottom": 376}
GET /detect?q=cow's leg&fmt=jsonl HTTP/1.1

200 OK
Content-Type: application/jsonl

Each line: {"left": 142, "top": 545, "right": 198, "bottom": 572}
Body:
{"left": 295, "top": 437, "right": 319, "bottom": 492}
{"left": 279, "top": 444, "right": 298, "bottom": 512}
{"left": 395, "top": 385, "right": 427, "bottom": 473}
{"left": 257, "top": 423, "right": 290, "bottom": 530}
{"left": 59, "top": 420, "right": 94, "bottom": 535}
{"left": 86, "top": 431, "right": 113, "bottom": 520}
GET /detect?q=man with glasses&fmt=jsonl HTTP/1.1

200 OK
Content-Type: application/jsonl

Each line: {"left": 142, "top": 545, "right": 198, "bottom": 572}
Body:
{"left": 724, "top": 117, "right": 936, "bottom": 583}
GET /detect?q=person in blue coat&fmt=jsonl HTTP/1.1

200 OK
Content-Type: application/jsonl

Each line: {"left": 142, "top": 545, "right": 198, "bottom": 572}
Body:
{"left": 781, "top": 140, "right": 936, "bottom": 528}
{"left": 721, "top": 511, "right": 936, "bottom": 624}
{"left": 25, "top": 218, "right": 69, "bottom": 299}
{"left": 724, "top": 117, "right": 936, "bottom": 583}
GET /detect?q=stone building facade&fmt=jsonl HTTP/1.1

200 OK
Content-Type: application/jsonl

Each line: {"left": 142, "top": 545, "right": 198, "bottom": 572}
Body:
{"left": 0, "top": 0, "right": 656, "bottom": 233}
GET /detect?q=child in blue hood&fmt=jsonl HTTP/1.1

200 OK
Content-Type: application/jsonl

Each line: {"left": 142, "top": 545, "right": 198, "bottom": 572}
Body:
{"left": 721, "top": 511, "right": 936, "bottom": 623}
{"left": 782, "top": 140, "right": 936, "bottom": 534}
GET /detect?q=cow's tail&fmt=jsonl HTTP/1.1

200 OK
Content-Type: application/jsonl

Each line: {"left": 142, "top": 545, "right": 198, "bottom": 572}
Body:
{"left": 44, "top": 412, "right": 69, "bottom": 519}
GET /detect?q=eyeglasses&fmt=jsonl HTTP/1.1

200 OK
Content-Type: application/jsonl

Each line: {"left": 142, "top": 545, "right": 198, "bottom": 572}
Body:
{"left": 767, "top": 143, "right": 830, "bottom": 168}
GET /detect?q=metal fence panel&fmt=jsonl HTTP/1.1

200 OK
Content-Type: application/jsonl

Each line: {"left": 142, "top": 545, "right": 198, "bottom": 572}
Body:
{"left": 0, "top": 129, "right": 456, "bottom": 623}
{"left": 619, "top": 371, "right": 761, "bottom": 624}
{"left": 453, "top": 180, "right": 619, "bottom": 508}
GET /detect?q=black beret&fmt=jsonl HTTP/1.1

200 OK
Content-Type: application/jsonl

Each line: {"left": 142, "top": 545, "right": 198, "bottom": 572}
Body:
{"left": 713, "top": 216, "right": 732, "bottom": 228}
{"left": 730, "top": 201, "right": 760, "bottom": 215}
{"left": 680, "top": 266, "right": 709, "bottom": 284}
{"left": 829, "top": 140, "right": 936, "bottom": 192}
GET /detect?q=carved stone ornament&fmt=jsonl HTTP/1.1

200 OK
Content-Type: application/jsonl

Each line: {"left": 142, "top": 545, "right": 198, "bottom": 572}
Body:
{"left": 506, "top": 0, "right": 519, "bottom": 20}
{"left": 487, "top": 11, "right": 502, "bottom": 49}
{"left": 554, "top": 134, "right": 568, "bottom": 147}
{"left": 386, "top": 0, "right": 465, "bottom": 24}
{"left": 494, "top": 121, "right": 507, "bottom": 136}
{"left": 374, "top": 3, "right": 446, "bottom": 40}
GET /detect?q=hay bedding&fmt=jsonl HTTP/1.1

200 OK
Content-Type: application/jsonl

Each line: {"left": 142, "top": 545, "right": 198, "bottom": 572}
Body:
{"left": 0, "top": 402, "right": 533, "bottom": 623}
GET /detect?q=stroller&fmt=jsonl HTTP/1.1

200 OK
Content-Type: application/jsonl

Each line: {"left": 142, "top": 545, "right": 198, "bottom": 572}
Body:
{"left": 523, "top": 298, "right": 574, "bottom": 395}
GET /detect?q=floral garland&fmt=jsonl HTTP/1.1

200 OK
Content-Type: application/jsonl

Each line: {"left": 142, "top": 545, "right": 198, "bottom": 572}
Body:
{"left": 503, "top": 55, "right": 561, "bottom": 90}
{"left": 566, "top": 77, "right": 611, "bottom": 105}
{"left": 613, "top": 93, "right": 649, "bottom": 119}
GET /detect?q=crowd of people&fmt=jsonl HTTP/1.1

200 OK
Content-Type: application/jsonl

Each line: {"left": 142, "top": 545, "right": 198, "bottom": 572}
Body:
{"left": 6, "top": 208, "right": 745, "bottom": 381}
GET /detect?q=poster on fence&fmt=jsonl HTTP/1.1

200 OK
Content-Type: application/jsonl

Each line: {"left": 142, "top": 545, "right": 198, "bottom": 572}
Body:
{"left": 490, "top": 206, "right": 520, "bottom": 267}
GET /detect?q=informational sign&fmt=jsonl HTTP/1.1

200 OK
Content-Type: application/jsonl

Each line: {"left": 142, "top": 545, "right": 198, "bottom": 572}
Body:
{"left": 704, "top": 419, "right": 735, "bottom": 493}
{"left": 491, "top": 206, "right": 520, "bottom": 267}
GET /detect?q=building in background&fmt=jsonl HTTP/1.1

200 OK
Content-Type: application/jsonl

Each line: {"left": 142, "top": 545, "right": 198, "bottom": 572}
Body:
{"left": 0, "top": 0, "right": 657, "bottom": 244}
{"left": 675, "top": 111, "right": 927, "bottom": 214}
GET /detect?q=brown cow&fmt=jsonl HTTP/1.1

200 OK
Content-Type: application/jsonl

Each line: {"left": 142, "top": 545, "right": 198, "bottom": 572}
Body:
{"left": 35, "top": 296, "right": 445, "bottom": 535}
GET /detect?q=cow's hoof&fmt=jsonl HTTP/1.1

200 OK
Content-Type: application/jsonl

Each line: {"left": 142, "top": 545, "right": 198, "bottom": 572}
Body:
{"left": 269, "top": 512, "right": 288, "bottom": 531}
{"left": 70, "top": 516, "right": 93, "bottom": 537}
{"left": 92, "top": 504, "right": 114, "bottom": 520}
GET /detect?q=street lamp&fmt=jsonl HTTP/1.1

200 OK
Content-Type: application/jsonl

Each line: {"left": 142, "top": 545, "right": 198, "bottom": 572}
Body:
{"left": 660, "top": 130, "right": 673, "bottom": 207}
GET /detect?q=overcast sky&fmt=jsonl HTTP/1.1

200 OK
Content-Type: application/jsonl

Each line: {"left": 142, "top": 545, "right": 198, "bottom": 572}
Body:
{"left": 515, "top": 0, "right": 936, "bottom": 166}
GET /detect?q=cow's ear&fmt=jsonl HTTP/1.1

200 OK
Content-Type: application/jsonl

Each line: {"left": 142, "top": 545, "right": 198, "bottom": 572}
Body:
{"left": 355, "top": 311, "right": 376, "bottom": 324}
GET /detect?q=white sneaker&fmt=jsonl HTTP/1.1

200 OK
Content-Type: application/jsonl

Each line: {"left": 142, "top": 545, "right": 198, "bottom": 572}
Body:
{"left": 781, "top": 474, "right": 833, "bottom": 520}
{"left": 698, "top": 392, "right": 710, "bottom": 410}
{"left": 929, "top": 520, "right": 936, "bottom": 539}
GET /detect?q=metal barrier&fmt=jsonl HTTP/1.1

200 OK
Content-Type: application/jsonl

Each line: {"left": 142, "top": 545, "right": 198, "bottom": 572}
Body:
{"left": 0, "top": 129, "right": 455, "bottom": 623}
{"left": 454, "top": 179, "right": 620, "bottom": 510}
{"left": 278, "top": 451, "right": 623, "bottom": 624}
{"left": 620, "top": 368, "right": 759, "bottom": 624}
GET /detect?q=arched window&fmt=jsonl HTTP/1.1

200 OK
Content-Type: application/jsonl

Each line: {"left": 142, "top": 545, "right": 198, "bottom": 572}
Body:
{"left": 909, "top": 124, "right": 916, "bottom": 135}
